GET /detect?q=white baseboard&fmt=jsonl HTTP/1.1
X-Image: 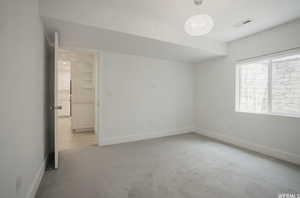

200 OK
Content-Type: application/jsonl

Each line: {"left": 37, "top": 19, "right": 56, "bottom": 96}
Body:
{"left": 196, "top": 128, "right": 300, "bottom": 166}
{"left": 26, "top": 159, "right": 46, "bottom": 198}
{"left": 100, "top": 128, "right": 194, "bottom": 146}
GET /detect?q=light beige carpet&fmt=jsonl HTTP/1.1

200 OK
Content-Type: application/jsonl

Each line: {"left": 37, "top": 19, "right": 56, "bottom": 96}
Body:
{"left": 36, "top": 133, "right": 300, "bottom": 198}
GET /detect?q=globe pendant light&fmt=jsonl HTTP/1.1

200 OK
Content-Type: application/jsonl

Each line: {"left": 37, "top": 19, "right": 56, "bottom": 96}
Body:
{"left": 184, "top": 0, "right": 214, "bottom": 36}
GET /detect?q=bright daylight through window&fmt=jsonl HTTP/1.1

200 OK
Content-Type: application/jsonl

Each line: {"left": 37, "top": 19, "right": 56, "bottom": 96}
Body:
{"left": 236, "top": 53, "right": 300, "bottom": 117}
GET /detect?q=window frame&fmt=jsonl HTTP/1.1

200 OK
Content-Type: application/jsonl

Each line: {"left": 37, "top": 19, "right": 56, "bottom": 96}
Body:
{"left": 235, "top": 50, "right": 300, "bottom": 119}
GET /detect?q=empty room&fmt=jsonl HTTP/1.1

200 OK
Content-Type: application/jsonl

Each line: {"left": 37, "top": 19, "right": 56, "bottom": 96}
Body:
{"left": 1, "top": 0, "right": 300, "bottom": 198}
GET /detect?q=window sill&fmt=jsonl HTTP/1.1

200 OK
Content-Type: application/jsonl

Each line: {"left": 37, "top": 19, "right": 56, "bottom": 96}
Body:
{"left": 235, "top": 110, "right": 300, "bottom": 119}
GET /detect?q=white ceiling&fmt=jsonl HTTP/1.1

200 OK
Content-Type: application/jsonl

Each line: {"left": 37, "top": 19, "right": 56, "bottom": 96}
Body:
{"left": 41, "top": 0, "right": 300, "bottom": 42}
{"left": 96, "top": 0, "right": 300, "bottom": 42}
{"left": 40, "top": 0, "right": 300, "bottom": 62}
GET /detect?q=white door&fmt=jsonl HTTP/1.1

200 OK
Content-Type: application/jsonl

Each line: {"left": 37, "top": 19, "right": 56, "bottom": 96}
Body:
{"left": 49, "top": 32, "right": 60, "bottom": 169}
{"left": 54, "top": 32, "right": 60, "bottom": 168}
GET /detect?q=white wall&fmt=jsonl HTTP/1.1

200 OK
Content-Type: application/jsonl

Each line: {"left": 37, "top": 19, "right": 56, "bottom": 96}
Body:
{"left": 98, "top": 51, "right": 196, "bottom": 145}
{"left": 0, "top": 0, "right": 47, "bottom": 198}
{"left": 196, "top": 18, "right": 300, "bottom": 165}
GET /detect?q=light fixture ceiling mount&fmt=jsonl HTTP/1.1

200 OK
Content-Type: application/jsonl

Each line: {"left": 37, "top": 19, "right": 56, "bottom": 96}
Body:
{"left": 184, "top": 0, "right": 214, "bottom": 36}
{"left": 194, "top": 0, "right": 204, "bottom": 6}
{"left": 184, "top": 15, "right": 214, "bottom": 36}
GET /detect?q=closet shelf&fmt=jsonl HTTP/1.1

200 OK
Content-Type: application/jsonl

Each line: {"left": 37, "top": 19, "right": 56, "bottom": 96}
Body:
{"left": 81, "top": 87, "right": 94, "bottom": 89}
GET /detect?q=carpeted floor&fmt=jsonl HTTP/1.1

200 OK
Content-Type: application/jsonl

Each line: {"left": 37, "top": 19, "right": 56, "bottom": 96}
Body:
{"left": 36, "top": 133, "right": 300, "bottom": 198}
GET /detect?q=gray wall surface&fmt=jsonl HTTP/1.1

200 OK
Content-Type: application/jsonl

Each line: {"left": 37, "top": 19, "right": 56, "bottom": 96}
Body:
{"left": 0, "top": 0, "right": 47, "bottom": 197}
{"left": 196, "top": 19, "right": 300, "bottom": 162}
{"left": 98, "top": 51, "right": 196, "bottom": 144}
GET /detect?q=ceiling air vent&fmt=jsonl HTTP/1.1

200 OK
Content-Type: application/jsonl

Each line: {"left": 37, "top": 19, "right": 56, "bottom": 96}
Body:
{"left": 234, "top": 19, "right": 253, "bottom": 28}
{"left": 194, "top": 0, "right": 204, "bottom": 5}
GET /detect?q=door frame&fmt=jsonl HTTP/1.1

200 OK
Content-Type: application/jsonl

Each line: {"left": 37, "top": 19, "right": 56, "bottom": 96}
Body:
{"left": 59, "top": 47, "right": 101, "bottom": 146}
{"left": 54, "top": 32, "right": 59, "bottom": 169}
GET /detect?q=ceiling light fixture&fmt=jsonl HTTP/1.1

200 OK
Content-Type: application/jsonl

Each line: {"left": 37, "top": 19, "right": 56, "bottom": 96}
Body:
{"left": 184, "top": 14, "right": 214, "bottom": 36}
{"left": 194, "top": 0, "right": 204, "bottom": 5}
{"left": 184, "top": 0, "right": 214, "bottom": 36}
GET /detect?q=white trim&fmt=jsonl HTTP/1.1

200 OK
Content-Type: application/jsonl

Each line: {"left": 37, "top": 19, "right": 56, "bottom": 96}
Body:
{"left": 100, "top": 128, "right": 195, "bottom": 146}
{"left": 96, "top": 51, "right": 104, "bottom": 146}
{"left": 237, "top": 47, "right": 300, "bottom": 64}
{"left": 54, "top": 32, "right": 59, "bottom": 169}
{"left": 267, "top": 60, "right": 272, "bottom": 112}
{"left": 95, "top": 50, "right": 103, "bottom": 146}
{"left": 195, "top": 128, "right": 300, "bottom": 166}
{"left": 235, "top": 64, "right": 240, "bottom": 112}
{"left": 25, "top": 159, "right": 46, "bottom": 198}
{"left": 93, "top": 50, "right": 100, "bottom": 146}
{"left": 236, "top": 110, "right": 300, "bottom": 119}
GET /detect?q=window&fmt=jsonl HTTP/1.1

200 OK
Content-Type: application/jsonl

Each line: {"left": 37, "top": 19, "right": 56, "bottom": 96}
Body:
{"left": 236, "top": 53, "right": 300, "bottom": 118}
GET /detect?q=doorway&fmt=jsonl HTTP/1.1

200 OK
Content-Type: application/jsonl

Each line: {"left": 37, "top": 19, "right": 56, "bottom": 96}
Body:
{"left": 57, "top": 49, "right": 98, "bottom": 151}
